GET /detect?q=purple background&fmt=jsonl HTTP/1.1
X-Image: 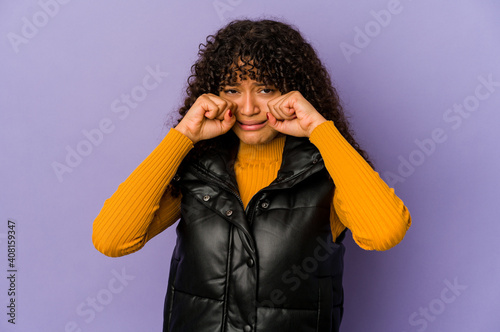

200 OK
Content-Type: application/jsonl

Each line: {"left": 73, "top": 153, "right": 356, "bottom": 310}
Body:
{"left": 1, "top": 1, "right": 499, "bottom": 331}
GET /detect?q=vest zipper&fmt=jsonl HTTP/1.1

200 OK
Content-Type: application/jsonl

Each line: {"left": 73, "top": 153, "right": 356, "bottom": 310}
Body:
{"left": 191, "top": 164, "right": 256, "bottom": 257}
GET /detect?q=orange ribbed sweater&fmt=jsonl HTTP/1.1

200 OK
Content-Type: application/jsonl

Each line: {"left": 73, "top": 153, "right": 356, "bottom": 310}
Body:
{"left": 93, "top": 121, "right": 411, "bottom": 257}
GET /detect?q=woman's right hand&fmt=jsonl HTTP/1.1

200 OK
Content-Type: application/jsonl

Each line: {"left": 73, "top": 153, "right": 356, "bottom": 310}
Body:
{"left": 174, "top": 94, "right": 236, "bottom": 144}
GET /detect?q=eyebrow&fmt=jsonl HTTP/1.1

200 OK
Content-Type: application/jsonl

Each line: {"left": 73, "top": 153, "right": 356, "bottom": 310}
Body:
{"left": 226, "top": 82, "right": 268, "bottom": 87}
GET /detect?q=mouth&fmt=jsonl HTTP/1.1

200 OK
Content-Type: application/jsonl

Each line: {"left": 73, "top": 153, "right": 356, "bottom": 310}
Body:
{"left": 237, "top": 120, "right": 267, "bottom": 131}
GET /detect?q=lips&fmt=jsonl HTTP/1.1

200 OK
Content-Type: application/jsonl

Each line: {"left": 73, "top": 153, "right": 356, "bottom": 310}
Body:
{"left": 237, "top": 120, "right": 267, "bottom": 131}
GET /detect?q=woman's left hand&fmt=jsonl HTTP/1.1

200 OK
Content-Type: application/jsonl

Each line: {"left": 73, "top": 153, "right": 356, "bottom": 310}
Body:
{"left": 266, "top": 91, "right": 327, "bottom": 137}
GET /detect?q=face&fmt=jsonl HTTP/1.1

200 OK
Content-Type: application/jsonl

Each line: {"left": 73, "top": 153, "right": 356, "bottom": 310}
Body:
{"left": 220, "top": 78, "right": 282, "bottom": 145}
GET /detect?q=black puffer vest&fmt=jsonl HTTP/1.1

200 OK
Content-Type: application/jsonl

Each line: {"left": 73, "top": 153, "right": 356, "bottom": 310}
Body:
{"left": 164, "top": 136, "right": 346, "bottom": 332}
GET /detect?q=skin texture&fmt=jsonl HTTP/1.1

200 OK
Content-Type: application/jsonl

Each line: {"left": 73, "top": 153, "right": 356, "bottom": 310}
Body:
{"left": 175, "top": 78, "right": 327, "bottom": 145}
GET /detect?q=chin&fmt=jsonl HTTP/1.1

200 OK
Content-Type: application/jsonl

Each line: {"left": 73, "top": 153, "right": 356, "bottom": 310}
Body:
{"left": 232, "top": 128, "right": 279, "bottom": 145}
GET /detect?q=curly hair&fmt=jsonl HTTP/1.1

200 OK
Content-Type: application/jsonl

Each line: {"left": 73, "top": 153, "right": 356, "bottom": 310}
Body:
{"left": 171, "top": 19, "right": 372, "bottom": 192}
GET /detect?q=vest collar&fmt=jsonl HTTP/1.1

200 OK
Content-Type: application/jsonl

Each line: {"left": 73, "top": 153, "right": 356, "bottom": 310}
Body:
{"left": 193, "top": 135, "right": 325, "bottom": 193}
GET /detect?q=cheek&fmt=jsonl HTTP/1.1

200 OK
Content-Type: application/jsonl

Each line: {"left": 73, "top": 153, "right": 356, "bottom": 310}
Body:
{"left": 259, "top": 99, "right": 272, "bottom": 111}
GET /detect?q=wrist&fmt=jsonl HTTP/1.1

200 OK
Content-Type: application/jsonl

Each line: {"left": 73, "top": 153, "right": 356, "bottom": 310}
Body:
{"left": 174, "top": 123, "right": 197, "bottom": 144}
{"left": 307, "top": 116, "right": 327, "bottom": 137}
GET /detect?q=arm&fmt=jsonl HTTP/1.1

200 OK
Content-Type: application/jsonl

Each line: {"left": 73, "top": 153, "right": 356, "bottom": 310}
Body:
{"left": 93, "top": 92, "right": 237, "bottom": 257}
{"left": 265, "top": 91, "right": 411, "bottom": 251}
{"left": 310, "top": 121, "right": 411, "bottom": 251}
{"left": 92, "top": 128, "right": 193, "bottom": 257}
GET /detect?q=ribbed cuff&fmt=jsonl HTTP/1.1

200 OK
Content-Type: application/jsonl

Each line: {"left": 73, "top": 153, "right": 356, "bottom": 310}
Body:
{"left": 159, "top": 128, "right": 194, "bottom": 160}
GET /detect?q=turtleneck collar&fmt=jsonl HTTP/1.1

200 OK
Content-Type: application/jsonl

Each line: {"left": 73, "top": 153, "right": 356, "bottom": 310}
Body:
{"left": 236, "top": 135, "right": 286, "bottom": 162}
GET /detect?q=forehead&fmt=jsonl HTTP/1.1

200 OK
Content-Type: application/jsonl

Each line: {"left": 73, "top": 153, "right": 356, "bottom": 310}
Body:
{"left": 223, "top": 66, "right": 270, "bottom": 84}
{"left": 218, "top": 57, "right": 277, "bottom": 89}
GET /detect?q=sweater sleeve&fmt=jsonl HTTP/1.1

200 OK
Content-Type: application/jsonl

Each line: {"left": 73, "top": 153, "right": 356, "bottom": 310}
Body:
{"left": 309, "top": 121, "right": 411, "bottom": 251}
{"left": 92, "top": 128, "right": 193, "bottom": 257}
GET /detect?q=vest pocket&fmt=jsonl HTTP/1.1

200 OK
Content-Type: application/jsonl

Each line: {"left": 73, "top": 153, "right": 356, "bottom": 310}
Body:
{"left": 164, "top": 257, "right": 225, "bottom": 332}
{"left": 167, "top": 290, "right": 224, "bottom": 332}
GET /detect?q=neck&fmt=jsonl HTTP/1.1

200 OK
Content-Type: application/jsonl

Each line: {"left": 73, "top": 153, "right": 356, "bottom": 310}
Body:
{"left": 237, "top": 136, "right": 286, "bottom": 162}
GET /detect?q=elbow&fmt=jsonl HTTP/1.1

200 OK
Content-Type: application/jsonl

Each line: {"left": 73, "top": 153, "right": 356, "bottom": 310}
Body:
{"left": 92, "top": 232, "right": 122, "bottom": 258}
{"left": 92, "top": 228, "right": 146, "bottom": 258}
{"left": 355, "top": 213, "right": 412, "bottom": 251}
{"left": 92, "top": 214, "right": 122, "bottom": 257}
{"left": 375, "top": 227, "right": 409, "bottom": 251}
{"left": 354, "top": 232, "right": 405, "bottom": 251}
{"left": 92, "top": 213, "right": 151, "bottom": 257}
{"left": 92, "top": 223, "right": 131, "bottom": 257}
{"left": 376, "top": 206, "right": 412, "bottom": 251}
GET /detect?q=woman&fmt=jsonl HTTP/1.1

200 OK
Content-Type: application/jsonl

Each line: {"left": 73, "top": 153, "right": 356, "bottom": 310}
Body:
{"left": 93, "top": 19, "right": 411, "bottom": 332}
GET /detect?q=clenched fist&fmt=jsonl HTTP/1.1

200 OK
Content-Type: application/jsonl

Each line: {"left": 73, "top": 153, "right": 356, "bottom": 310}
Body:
{"left": 266, "top": 91, "right": 327, "bottom": 138}
{"left": 175, "top": 94, "right": 237, "bottom": 144}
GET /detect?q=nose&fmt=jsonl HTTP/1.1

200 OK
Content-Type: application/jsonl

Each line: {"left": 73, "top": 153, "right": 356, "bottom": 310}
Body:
{"left": 238, "top": 93, "right": 260, "bottom": 116}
